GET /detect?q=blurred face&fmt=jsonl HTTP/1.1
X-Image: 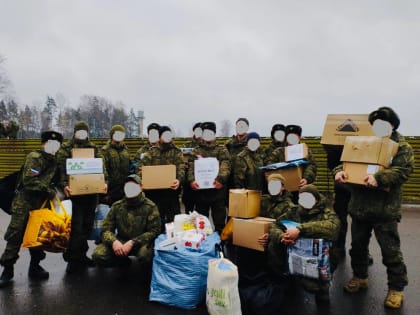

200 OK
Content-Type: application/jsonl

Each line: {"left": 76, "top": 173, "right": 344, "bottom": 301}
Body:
{"left": 112, "top": 131, "right": 125, "bottom": 142}
{"left": 193, "top": 127, "right": 203, "bottom": 139}
{"left": 236, "top": 121, "right": 249, "bottom": 136}
{"left": 372, "top": 119, "right": 393, "bottom": 138}
{"left": 74, "top": 129, "right": 88, "bottom": 140}
{"left": 247, "top": 138, "right": 260, "bottom": 152}
{"left": 161, "top": 130, "right": 173, "bottom": 143}
{"left": 298, "top": 192, "right": 317, "bottom": 209}
{"left": 44, "top": 140, "right": 61, "bottom": 155}
{"left": 273, "top": 130, "right": 285, "bottom": 142}
{"left": 148, "top": 129, "right": 159, "bottom": 144}
{"left": 202, "top": 129, "right": 216, "bottom": 142}
{"left": 286, "top": 133, "right": 300, "bottom": 145}
{"left": 124, "top": 181, "right": 141, "bottom": 198}
{"left": 268, "top": 180, "right": 282, "bottom": 196}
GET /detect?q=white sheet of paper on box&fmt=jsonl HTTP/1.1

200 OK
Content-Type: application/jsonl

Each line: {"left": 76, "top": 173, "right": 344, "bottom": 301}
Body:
{"left": 66, "top": 158, "right": 103, "bottom": 175}
{"left": 194, "top": 157, "right": 219, "bottom": 189}
{"left": 286, "top": 144, "right": 306, "bottom": 161}
{"left": 366, "top": 164, "right": 380, "bottom": 174}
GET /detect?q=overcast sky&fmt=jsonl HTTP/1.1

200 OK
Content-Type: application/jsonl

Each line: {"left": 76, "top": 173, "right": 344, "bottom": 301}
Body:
{"left": 1, "top": 0, "right": 419, "bottom": 136}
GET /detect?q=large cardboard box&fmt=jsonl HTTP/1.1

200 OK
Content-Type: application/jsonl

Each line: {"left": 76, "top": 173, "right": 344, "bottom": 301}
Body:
{"left": 69, "top": 173, "right": 106, "bottom": 195}
{"left": 228, "top": 189, "right": 261, "bottom": 218}
{"left": 343, "top": 162, "right": 385, "bottom": 185}
{"left": 285, "top": 143, "right": 308, "bottom": 161}
{"left": 265, "top": 166, "right": 303, "bottom": 192}
{"left": 66, "top": 158, "right": 103, "bottom": 175}
{"left": 320, "top": 114, "right": 374, "bottom": 146}
{"left": 72, "top": 148, "right": 95, "bottom": 158}
{"left": 233, "top": 217, "right": 276, "bottom": 251}
{"left": 141, "top": 165, "right": 176, "bottom": 189}
{"left": 341, "top": 136, "right": 399, "bottom": 167}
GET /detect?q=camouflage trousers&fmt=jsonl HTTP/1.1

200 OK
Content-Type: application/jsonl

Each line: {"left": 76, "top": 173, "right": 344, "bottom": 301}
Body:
{"left": 350, "top": 217, "right": 408, "bottom": 290}
{"left": 92, "top": 241, "right": 153, "bottom": 267}
{"left": 0, "top": 194, "right": 46, "bottom": 266}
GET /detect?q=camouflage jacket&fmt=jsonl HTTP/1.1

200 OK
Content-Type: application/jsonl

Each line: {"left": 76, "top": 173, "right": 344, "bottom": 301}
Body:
{"left": 56, "top": 138, "right": 107, "bottom": 189}
{"left": 138, "top": 142, "right": 185, "bottom": 182}
{"left": 334, "top": 132, "right": 414, "bottom": 221}
{"left": 260, "top": 192, "right": 295, "bottom": 220}
{"left": 225, "top": 135, "right": 247, "bottom": 162}
{"left": 233, "top": 148, "right": 265, "bottom": 190}
{"left": 263, "top": 141, "right": 285, "bottom": 164}
{"left": 182, "top": 137, "right": 201, "bottom": 149}
{"left": 17, "top": 149, "right": 59, "bottom": 203}
{"left": 101, "top": 193, "right": 161, "bottom": 247}
{"left": 101, "top": 141, "right": 130, "bottom": 199}
{"left": 269, "top": 197, "right": 340, "bottom": 243}
{"left": 187, "top": 141, "right": 231, "bottom": 184}
{"left": 265, "top": 144, "right": 317, "bottom": 184}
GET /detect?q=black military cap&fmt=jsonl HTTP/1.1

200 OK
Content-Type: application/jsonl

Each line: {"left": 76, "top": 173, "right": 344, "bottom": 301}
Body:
{"left": 368, "top": 106, "right": 400, "bottom": 130}
{"left": 236, "top": 117, "right": 249, "bottom": 126}
{"left": 201, "top": 121, "right": 216, "bottom": 133}
{"left": 126, "top": 174, "right": 141, "bottom": 184}
{"left": 285, "top": 124, "right": 302, "bottom": 137}
{"left": 158, "top": 125, "right": 172, "bottom": 136}
{"left": 192, "top": 122, "right": 202, "bottom": 131}
{"left": 271, "top": 124, "right": 286, "bottom": 139}
{"left": 147, "top": 123, "right": 160, "bottom": 133}
{"left": 41, "top": 130, "right": 63, "bottom": 143}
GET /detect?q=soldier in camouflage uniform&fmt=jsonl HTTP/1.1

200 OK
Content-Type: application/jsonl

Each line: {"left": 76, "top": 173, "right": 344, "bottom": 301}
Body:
{"left": 265, "top": 125, "right": 317, "bottom": 203}
{"left": 56, "top": 121, "right": 108, "bottom": 274}
{"left": 101, "top": 125, "right": 130, "bottom": 206}
{"left": 181, "top": 122, "right": 202, "bottom": 212}
{"left": 133, "top": 122, "right": 160, "bottom": 166}
{"left": 267, "top": 184, "right": 340, "bottom": 304}
{"left": 233, "top": 132, "right": 265, "bottom": 191}
{"left": 334, "top": 107, "right": 414, "bottom": 309}
{"left": 188, "top": 122, "right": 231, "bottom": 233}
{"left": 92, "top": 175, "right": 160, "bottom": 269}
{"left": 137, "top": 125, "right": 184, "bottom": 229}
{"left": 263, "top": 124, "right": 286, "bottom": 163}
{"left": 0, "top": 130, "right": 63, "bottom": 288}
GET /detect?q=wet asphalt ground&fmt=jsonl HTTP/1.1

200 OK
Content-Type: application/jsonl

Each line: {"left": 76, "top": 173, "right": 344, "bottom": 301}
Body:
{"left": 0, "top": 207, "right": 419, "bottom": 315}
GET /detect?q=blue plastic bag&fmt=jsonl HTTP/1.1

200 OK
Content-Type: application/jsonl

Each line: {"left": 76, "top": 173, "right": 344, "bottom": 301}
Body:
{"left": 149, "top": 232, "right": 221, "bottom": 309}
{"left": 88, "top": 203, "right": 110, "bottom": 241}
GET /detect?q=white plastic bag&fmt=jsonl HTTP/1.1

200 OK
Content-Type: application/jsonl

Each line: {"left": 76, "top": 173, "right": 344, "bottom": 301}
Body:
{"left": 206, "top": 254, "right": 241, "bottom": 315}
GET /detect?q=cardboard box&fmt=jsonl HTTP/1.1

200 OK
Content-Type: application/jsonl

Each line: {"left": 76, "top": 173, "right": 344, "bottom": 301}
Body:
{"left": 341, "top": 136, "right": 399, "bottom": 167}
{"left": 141, "top": 165, "right": 176, "bottom": 189}
{"left": 233, "top": 217, "right": 276, "bottom": 251}
{"left": 69, "top": 173, "right": 106, "bottom": 195}
{"left": 265, "top": 166, "right": 303, "bottom": 192}
{"left": 72, "top": 148, "right": 95, "bottom": 158}
{"left": 285, "top": 143, "right": 308, "bottom": 161}
{"left": 228, "top": 189, "right": 261, "bottom": 218}
{"left": 66, "top": 158, "right": 103, "bottom": 175}
{"left": 320, "top": 114, "right": 374, "bottom": 146}
{"left": 343, "top": 162, "right": 385, "bottom": 185}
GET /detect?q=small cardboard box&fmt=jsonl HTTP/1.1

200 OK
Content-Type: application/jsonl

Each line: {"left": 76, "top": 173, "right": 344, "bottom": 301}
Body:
{"left": 228, "top": 189, "right": 261, "bottom": 218}
{"left": 320, "top": 114, "right": 374, "bottom": 146}
{"left": 265, "top": 166, "right": 303, "bottom": 192}
{"left": 343, "top": 162, "right": 385, "bottom": 185}
{"left": 341, "top": 136, "right": 399, "bottom": 167}
{"left": 69, "top": 173, "right": 106, "bottom": 195}
{"left": 141, "top": 165, "right": 176, "bottom": 189}
{"left": 72, "top": 148, "right": 95, "bottom": 158}
{"left": 66, "top": 158, "right": 103, "bottom": 175}
{"left": 233, "top": 217, "right": 276, "bottom": 251}
{"left": 285, "top": 143, "right": 308, "bottom": 161}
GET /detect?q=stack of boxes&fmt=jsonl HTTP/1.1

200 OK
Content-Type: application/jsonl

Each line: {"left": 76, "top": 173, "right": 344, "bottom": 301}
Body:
{"left": 229, "top": 189, "right": 275, "bottom": 252}
{"left": 67, "top": 148, "right": 106, "bottom": 195}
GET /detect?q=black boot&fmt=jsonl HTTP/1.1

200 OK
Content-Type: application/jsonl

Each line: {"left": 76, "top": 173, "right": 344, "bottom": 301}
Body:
{"left": 28, "top": 260, "right": 49, "bottom": 280}
{"left": 0, "top": 266, "right": 14, "bottom": 288}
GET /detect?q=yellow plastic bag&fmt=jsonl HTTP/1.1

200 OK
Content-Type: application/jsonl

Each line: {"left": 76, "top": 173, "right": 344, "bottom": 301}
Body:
{"left": 22, "top": 197, "right": 72, "bottom": 253}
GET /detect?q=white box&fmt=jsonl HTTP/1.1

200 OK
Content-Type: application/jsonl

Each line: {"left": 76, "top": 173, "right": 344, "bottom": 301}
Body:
{"left": 66, "top": 158, "right": 103, "bottom": 175}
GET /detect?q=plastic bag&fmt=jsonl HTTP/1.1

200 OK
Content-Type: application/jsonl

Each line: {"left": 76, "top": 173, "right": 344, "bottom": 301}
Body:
{"left": 89, "top": 203, "right": 110, "bottom": 241}
{"left": 22, "top": 197, "right": 71, "bottom": 253}
{"left": 149, "top": 232, "right": 220, "bottom": 309}
{"left": 206, "top": 253, "right": 241, "bottom": 315}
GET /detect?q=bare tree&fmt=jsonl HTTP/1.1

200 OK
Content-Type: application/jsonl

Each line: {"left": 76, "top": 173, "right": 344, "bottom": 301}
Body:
{"left": 219, "top": 119, "right": 232, "bottom": 137}
{"left": 0, "top": 55, "right": 11, "bottom": 96}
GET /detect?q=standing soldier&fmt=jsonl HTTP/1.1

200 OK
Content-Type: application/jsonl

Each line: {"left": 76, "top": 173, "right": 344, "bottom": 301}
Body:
{"left": 263, "top": 124, "right": 286, "bottom": 163}
{"left": 56, "top": 121, "right": 108, "bottom": 274}
{"left": 334, "top": 107, "right": 413, "bottom": 309}
{"left": 182, "top": 122, "right": 202, "bottom": 212}
{"left": 0, "top": 121, "right": 6, "bottom": 138}
{"left": 101, "top": 124, "right": 130, "bottom": 206}
{"left": 92, "top": 174, "right": 160, "bottom": 272}
{"left": 188, "top": 122, "right": 231, "bottom": 233}
{"left": 137, "top": 125, "right": 184, "bottom": 229}
{"left": 133, "top": 122, "right": 160, "bottom": 166}
{"left": 233, "top": 132, "right": 265, "bottom": 191}
{"left": 0, "top": 131, "right": 63, "bottom": 288}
